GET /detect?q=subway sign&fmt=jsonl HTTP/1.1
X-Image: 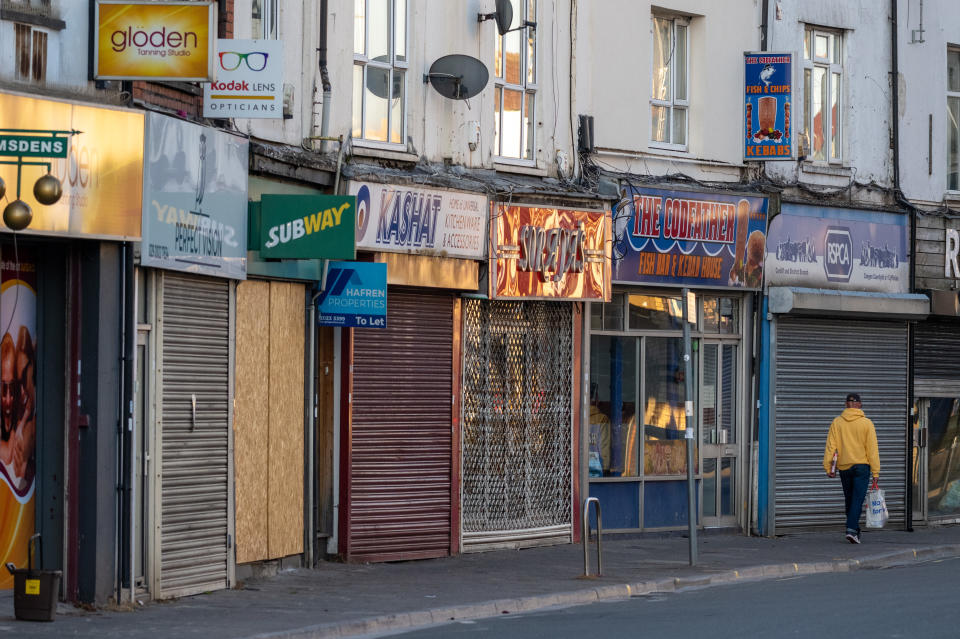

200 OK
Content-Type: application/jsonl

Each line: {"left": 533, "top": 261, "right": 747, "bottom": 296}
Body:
{"left": 260, "top": 194, "right": 356, "bottom": 260}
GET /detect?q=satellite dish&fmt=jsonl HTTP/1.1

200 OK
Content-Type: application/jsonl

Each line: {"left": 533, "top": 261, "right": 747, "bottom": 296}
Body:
{"left": 493, "top": 0, "right": 513, "bottom": 35}
{"left": 424, "top": 55, "right": 490, "bottom": 100}
{"left": 365, "top": 57, "right": 403, "bottom": 100}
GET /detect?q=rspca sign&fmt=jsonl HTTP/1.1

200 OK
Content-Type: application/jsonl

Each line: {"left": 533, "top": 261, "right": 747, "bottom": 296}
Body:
{"left": 764, "top": 204, "right": 908, "bottom": 294}
{"left": 317, "top": 261, "right": 387, "bottom": 328}
{"left": 260, "top": 194, "right": 355, "bottom": 260}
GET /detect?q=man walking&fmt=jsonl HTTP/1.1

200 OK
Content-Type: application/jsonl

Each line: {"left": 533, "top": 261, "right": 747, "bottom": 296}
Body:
{"left": 823, "top": 393, "right": 880, "bottom": 544}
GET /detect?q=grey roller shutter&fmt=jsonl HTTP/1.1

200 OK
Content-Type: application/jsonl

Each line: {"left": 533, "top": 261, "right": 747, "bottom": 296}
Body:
{"left": 158, "top": 273, "right": 231, "bottom": 598}
{"left": 915, "top": 319, "right": 960, "bottom": 396}
{"left": 774, "top": 317, "right": 907, "bottom": 531}
{"left": 347, "top": 289, "right": 454, "bottom": 562}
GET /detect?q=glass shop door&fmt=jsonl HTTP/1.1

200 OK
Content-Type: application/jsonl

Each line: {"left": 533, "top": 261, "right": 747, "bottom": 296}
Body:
{"left": 701, "top": 341, "right": 738, "bottom": 527}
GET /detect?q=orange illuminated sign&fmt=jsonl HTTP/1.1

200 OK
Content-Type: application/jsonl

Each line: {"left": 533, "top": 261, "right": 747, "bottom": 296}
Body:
{"left": 490, "top": 204, "right": 611, "bottom": 301}
{"left": 94, "top": 1, "right": 216, "bottom": 81}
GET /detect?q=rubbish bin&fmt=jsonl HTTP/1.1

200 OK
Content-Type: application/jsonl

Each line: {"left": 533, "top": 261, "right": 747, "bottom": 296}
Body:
{"left": 6, "top": 533, "right": 61, "bottom": 622}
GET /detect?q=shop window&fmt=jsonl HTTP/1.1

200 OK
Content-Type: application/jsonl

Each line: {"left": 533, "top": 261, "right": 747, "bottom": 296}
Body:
{"left": 588, "top": 336, "right": 638, "bottom": 477}
{"left": 628, "top": 293, "right": 696, "bottom": 331}
{"left": 702, "top": 297, "right": 738, "bottom": 334}
{"left": 802, "top": 26, "right": 843, "bottom": 163}
{"left": 14, "top": 23, "right": 47, "bottom": 83}
{"left": 494, "top": 0, "right": 537, "bottom": 160}
{"left": 251, "top": 0, "right": 278, "bottom": 39}
{"left": 643, "top": 337, "right": 695, "bottom": 476}
{"left": 947, "top": 48, "right": 960, "bottom": 191}
{"left": 352, "top": 0, "right": 407, "bottom": 145}
{"left": 650, "top": 14, "right": 688, "bottom": 148}
{"left": 591, "top": 292, "right": 625, "bottom": 331}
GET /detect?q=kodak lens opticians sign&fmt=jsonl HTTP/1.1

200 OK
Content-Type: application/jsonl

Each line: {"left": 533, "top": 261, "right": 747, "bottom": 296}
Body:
{"left": 94, "top": 0, "right": 216, "bottom": 81}
{"left": 261, "top": 195, "right": 356, "bottom": 260}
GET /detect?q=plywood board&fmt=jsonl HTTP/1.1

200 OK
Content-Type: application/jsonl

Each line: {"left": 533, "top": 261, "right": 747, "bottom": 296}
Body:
{"left": 234, "top": 280, "right": 271, "bottom": 564}
{"left": 268, "top": 282, "right": 305, "bottom": 557}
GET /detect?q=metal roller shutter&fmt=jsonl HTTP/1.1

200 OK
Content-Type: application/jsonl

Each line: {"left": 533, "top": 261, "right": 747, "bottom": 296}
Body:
{"left": 348, "top": 289, "right": 453, "bottom": 562}
{"left": 159, "top": 273, "right": 231, "bottom": 597}
{"left": 915, "top": 319, "right": 960, "bottom": 396}
{"left": 774, "top": 317, "right": 907, "bottom": 531}
{"left": 460, "top": 300, "right": 573, "bottom": 552}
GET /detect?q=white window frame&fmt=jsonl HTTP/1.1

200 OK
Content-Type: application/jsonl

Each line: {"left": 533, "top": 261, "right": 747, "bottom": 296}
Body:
{"left": 352, "top": 0, "right": 408, "bottom": 148}
{"left": 802, "top": 26, "right": 843, "bottom": 164}
{"left": 947, "top": 47, "right": 960, "bottom": 192}
{"left": 251, "top": 0, "right": 279, "bottom": 40}
{"left": 493, "top": 0, "right": 538, "bottom": 163}
{"left": 14, "top": 22, "right": 48, "bottom": 84}
{"left": 649, "top": 15, "right": 689, "bottom": 151}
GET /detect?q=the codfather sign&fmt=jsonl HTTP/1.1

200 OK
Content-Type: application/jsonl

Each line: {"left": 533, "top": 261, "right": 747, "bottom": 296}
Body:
{"left": 824, "top": 226, "right": 853, "bottom": 282}
{"left": 94, "top": 0, "right": 216, "bottom": 81}
{"left": 261, "top": 195, "right": 356, "bottom": 260}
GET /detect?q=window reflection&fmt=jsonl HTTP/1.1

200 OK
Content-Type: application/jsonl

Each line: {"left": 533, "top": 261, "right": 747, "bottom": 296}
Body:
{"left": 643, "top": 337, "right": 695, "bottom": 475}
{"left": 588, "top": 336, "right": 638, "bottom": 477}
{"left": 927, "top": 398, "right": 960, "bottom": 517}
{"left": 628, "top": 293, "right": 696, "bottom": 331}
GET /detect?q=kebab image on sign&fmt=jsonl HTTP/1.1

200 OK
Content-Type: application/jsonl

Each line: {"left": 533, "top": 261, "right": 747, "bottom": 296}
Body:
{"left": 727, "top": 198, "right": 765, "bottom": 288}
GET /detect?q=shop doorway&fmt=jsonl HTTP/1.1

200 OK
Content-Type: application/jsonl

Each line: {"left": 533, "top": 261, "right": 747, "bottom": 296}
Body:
{"left": 913, "top": 398, "right": 960, "bottom": 524}
{"left": 701, "top": 341, "right": 739, "bottom": 527}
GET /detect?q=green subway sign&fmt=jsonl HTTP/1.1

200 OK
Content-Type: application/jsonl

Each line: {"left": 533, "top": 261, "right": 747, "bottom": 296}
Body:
{"left": 0, "top": 135, "right": 69, "bottom": 158}
{"left": 260, "top": 194, "right": 356, "bottom": 260}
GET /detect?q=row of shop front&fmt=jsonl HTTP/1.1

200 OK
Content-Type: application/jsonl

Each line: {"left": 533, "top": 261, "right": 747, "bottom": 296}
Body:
{"left": 6, "top": 89, "right": 960, "bottom": 606}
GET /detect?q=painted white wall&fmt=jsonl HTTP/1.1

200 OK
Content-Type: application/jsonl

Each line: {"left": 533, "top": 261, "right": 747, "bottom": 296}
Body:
{"left": 765, "top": 0, "right": 894, "bottom": 190}
{"left": 0, "top": 0, "right": 87, "bottom": 88}
{"left": 575, "top": 0, "right": 761, "bottom": 182}
{"left": 896, "top": 0, "right": 956, "bottom": 205}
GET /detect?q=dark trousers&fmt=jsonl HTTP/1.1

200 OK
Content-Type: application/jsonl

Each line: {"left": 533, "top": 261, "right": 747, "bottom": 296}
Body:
{"left": 839, "top": 464, "right": 871, "bottom": 534}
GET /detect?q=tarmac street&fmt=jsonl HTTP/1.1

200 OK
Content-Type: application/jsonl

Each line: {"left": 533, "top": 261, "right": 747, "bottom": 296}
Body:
{"left": 0, "top": 526, "right": 959, "bottom": 639}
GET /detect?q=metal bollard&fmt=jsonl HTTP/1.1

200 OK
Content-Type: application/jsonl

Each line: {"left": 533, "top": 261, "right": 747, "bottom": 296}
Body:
{"left": 582, "top": 497, "right": 602, "bottom": 577}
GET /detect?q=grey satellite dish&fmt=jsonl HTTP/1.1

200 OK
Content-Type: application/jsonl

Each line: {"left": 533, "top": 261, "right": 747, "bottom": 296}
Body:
{"left": 424, "top": 55, "right": 490, "bottom": 100}
{"left": 478, "top": 0, "right": 535, "bottom": 36}
{"left": 365, "top": 57, "right": 403, "bottom": 100}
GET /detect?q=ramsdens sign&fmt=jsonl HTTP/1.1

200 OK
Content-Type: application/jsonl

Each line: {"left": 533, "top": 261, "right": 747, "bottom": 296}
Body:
{"left": 94, "top": 0, "right": 216, "bottom": 81}
{"left": 260, "top": 195, "right": 356, "bottom": 260}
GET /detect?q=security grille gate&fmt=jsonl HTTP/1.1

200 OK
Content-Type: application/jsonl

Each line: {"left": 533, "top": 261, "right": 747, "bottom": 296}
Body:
{"left": 158, "top": 273, "right": 232, "bottom": 598}
{"left": 347, "top": 290, "right": 454, "bottom": 562}
{"left": 461, "top": 300, "right": 573, "bottom": 551}
{"left": 774, "top": 317, "right": 907, "bottom": 530}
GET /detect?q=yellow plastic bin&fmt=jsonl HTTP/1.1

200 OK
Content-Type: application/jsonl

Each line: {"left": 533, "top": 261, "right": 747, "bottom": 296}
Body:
{"left": 6, "top": 533, "right": 61, "bottom": 622}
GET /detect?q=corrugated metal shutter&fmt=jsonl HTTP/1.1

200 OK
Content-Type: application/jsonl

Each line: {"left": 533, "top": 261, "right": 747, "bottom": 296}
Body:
{"left": 348, "top": 289, "right": 453, "bottom": 561}
{"left": 774, "top": 317, "right": 907, "bottom": 531}
{"left": 915, "top": 319, "right": 960, "bottom": 396}
{"left": 158, "top": 273, "right": 231, "bottom": 597}
{"left": 460, "top": 300, "right": 573, "bottom": 552}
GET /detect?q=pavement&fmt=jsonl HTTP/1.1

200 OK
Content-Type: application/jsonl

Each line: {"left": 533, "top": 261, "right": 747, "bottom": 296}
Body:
{"left": 1, "top": 525, "right": 960, "bottom": 638}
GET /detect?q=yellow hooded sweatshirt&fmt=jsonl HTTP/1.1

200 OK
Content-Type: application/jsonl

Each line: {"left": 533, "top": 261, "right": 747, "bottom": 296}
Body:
{"left": 823, "top": 407, "right": 880, "bottom": 478}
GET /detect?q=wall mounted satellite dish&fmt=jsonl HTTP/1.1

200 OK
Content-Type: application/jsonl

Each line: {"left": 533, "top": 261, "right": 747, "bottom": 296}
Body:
{"left": 478, "top": 0, "right": 536, "bottom": 35}
{"left": 423, "top": 55, "right": 489, "bottom": 100}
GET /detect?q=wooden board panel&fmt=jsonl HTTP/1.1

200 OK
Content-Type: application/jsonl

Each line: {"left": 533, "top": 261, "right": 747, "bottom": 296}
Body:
{"left": 268, "top": 282, "right": 305, "bottom": 557}
{"left": 234, "top": 280, "right": 270, "bottom": 564}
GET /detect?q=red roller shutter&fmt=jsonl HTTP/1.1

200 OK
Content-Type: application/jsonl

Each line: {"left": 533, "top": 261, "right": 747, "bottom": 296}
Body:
{"left": 345, "top": 289, "right": 454, "bottom": 561}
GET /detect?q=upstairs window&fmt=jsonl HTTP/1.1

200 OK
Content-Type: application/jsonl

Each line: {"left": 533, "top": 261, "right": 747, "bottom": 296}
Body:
{"left": 15, "top": 23, "right": 47, "bottom": 83}
{"left": 948, "top": 48, "right": 960, "bottom": 190}
{"left": 252, "top": 0, "right": 278, "bottom": 39}
{"left": 352, "top": 0, "right": 407, "bottom": 145}
{"left": 494, "top": 0, "right": 537, "bottom": 161}
{"left": 802, "top": 27, "right": 843, "bottom": 163}
{"left": 650, "top": 15, "right": 688, "bottom": 148}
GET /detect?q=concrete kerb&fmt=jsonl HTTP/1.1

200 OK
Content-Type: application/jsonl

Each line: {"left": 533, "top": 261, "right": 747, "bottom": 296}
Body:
{"left": 252, "top": 545, "right": 960, "bottom": 639}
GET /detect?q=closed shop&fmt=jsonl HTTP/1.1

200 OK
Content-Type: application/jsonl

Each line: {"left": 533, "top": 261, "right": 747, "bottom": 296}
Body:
{"left": 154, "top": 272, "right": 234, "bottom": 598}
{"left": 760, "top": 203, "right": 927, "bottom": 535}
{"left": 773, "top": 317, "right": 908, "bottom": 529}
{"left": 460, "top": 299, "right": 574, "bottom": 551}
{"left": 343, "top": 288, "right": 456, "bottom": 561}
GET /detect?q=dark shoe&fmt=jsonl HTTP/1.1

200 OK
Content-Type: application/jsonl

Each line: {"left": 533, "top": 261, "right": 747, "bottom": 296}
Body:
{"left": 846, "top": 532, "right": 860, "bottom": 544}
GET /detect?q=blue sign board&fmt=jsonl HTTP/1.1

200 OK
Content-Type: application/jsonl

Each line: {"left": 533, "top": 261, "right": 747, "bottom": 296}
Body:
{"left": 744, "top": 52, "right": 793, "bottom": 161}
{"left": 612, "top": 186, "right": 769, "bottom": 290}
{"left": 764, "top": 204, "right": 909, "bottom": 293}
{"left": 317, "top": 261, "right": 387, "bottom": 328}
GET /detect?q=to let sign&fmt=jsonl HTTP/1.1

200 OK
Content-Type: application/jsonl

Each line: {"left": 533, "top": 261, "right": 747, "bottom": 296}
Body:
{"left": 0, "top": 135, "right": 69, "bottom": 158}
